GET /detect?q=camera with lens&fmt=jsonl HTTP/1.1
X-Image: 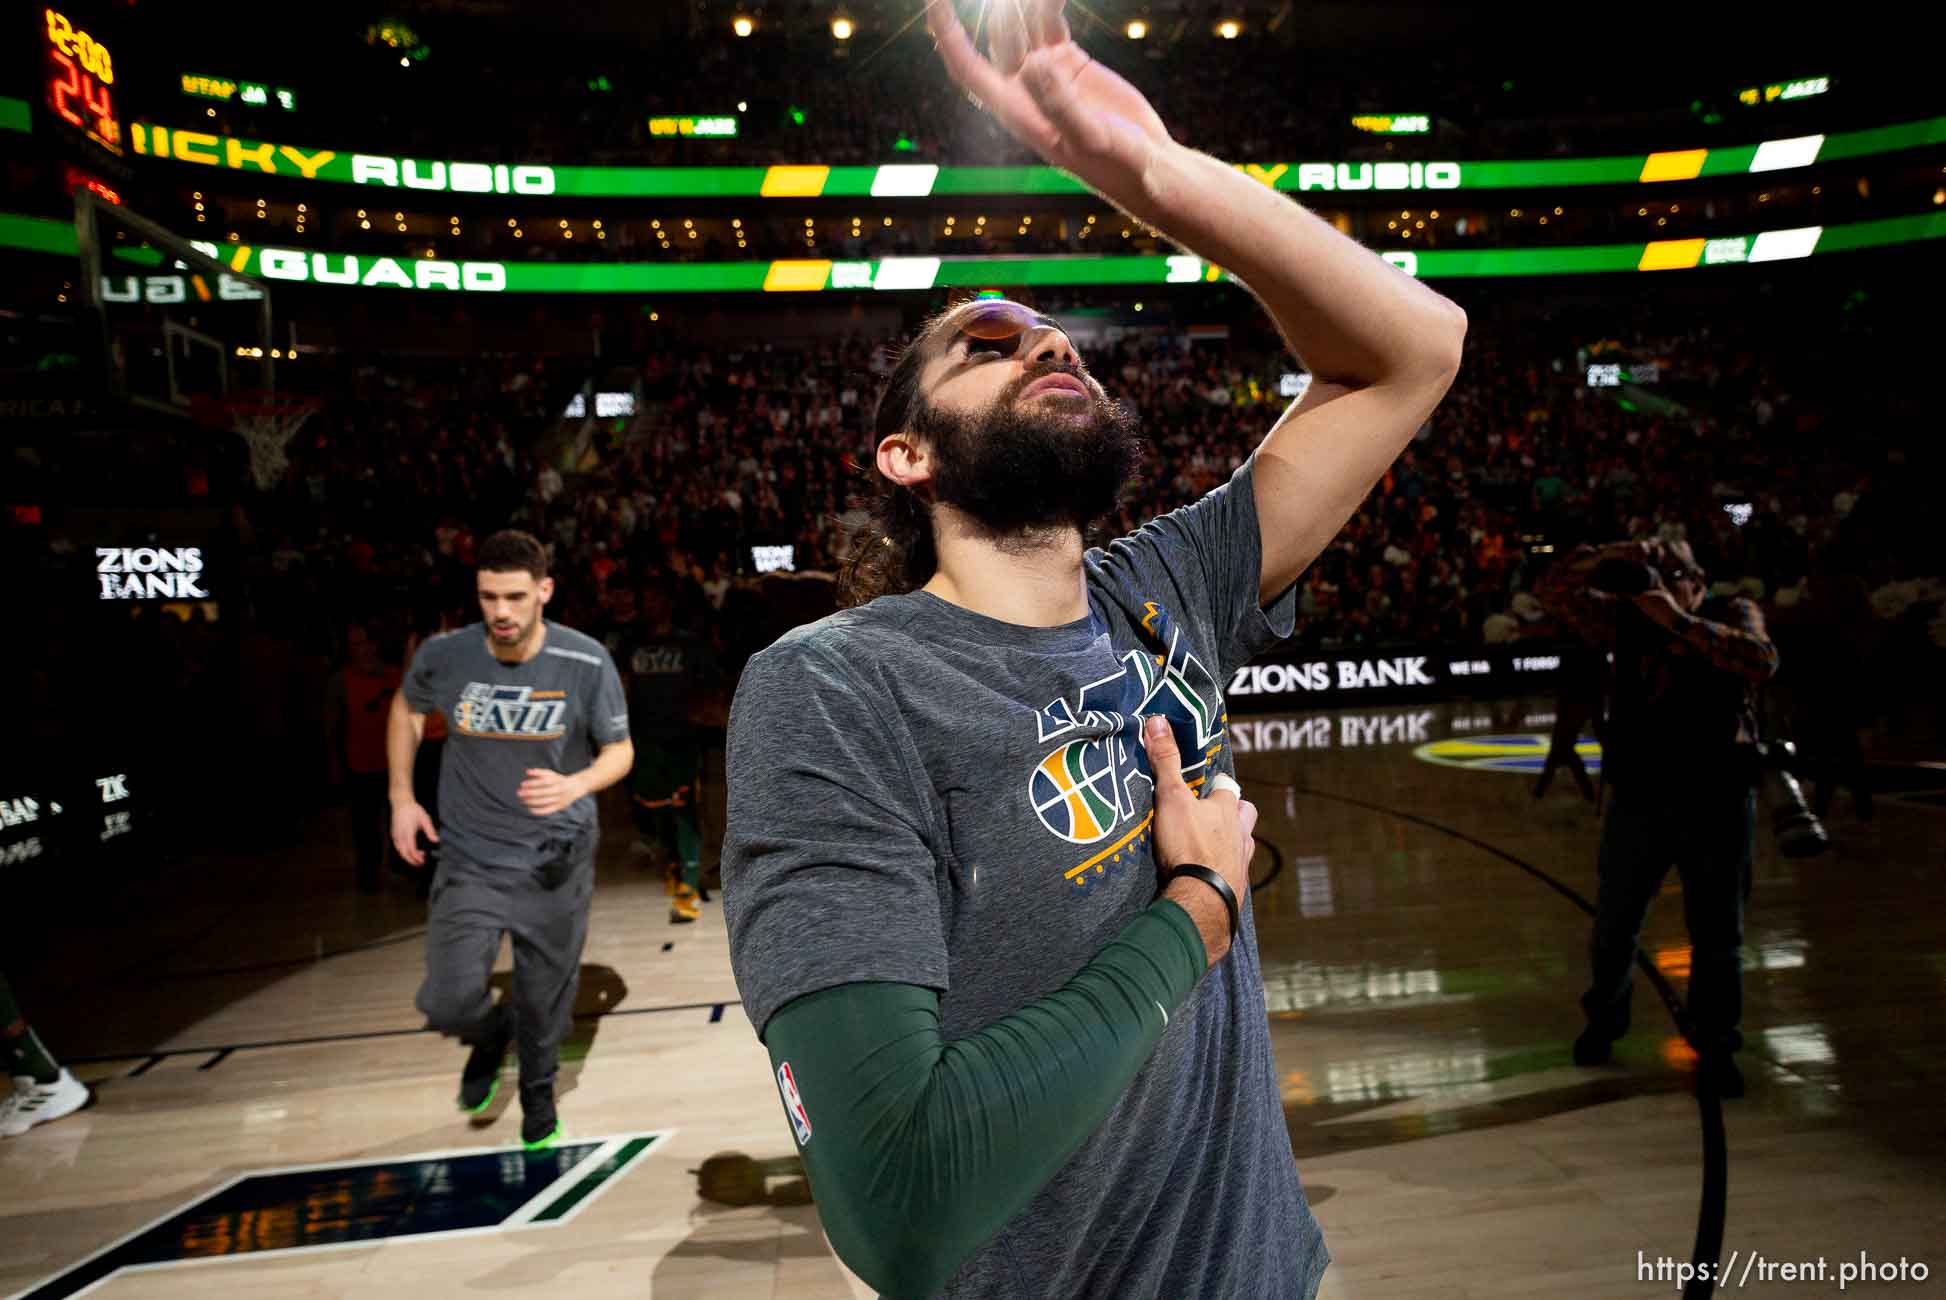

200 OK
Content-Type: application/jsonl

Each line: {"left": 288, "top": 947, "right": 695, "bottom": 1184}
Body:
{"left": 1589, "top": 554, "right": 1831, "bottom": 858}
{"left": 1588, "top": 556, "right": 1664, "bottom": 598}
{"left": 1745, "top": 740, "right": 1831, "bottom": 859}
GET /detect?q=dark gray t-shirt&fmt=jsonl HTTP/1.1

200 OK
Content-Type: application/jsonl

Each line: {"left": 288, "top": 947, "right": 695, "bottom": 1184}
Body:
{"left": 723, "top": 458, "right": 1327, "bottom": 1300}
{"left": 621, "top": 632, "right": 713, "bottom": 737}
{"left": 404, "top": 621, "right": 628, "bottom": 868}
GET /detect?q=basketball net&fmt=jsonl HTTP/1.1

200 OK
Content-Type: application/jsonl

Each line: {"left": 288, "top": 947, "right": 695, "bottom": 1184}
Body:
{"left": 229, "top": 396, "right": 318, "bottom": 491}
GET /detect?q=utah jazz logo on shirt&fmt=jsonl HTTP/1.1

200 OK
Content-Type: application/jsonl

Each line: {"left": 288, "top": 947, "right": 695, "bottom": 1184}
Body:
{"left": 630, "top": 645, "right": 687, "bottom": 676}
{"left": 453, "top": 683, "right": 569, "bottom": 740}
{"left": 1030, "top": 601, "right": 1227, "bottom": 890}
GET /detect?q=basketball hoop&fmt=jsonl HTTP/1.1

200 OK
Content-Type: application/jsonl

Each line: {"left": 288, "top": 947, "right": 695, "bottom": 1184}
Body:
{"left": 223, "top": 390, "right": 318, "bottom": 490}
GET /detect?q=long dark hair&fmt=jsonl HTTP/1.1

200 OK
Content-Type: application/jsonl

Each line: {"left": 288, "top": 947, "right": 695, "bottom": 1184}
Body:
{"left": 838, "top": 309, "right": 957, "bottom": 608}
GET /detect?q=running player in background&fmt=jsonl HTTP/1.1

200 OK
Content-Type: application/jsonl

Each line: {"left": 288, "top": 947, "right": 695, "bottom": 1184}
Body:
{"left": 389, "top": 530, "right": 634, "bottom": 1149}
{"left": 621, "top": 582, "right": 719, "bottom": 923}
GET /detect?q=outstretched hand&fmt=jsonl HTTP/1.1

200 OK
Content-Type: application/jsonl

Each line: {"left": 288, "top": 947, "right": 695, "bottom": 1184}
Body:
{"left": 926, "top": 0, "right": 1174, "bottom": 202}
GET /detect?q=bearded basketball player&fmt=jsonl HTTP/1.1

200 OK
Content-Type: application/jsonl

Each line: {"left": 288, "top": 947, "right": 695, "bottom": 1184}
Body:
{"left": 719, "top": 3, "right": 1469, "bottom": 1296}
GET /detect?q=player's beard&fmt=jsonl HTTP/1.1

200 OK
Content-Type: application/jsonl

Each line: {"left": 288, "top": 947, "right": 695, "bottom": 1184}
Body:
{"left": 489, "top": 610, "right": 539, "bottom": 649}
{"left": 914, "top": 369, "right": 1144, "bottom": 538}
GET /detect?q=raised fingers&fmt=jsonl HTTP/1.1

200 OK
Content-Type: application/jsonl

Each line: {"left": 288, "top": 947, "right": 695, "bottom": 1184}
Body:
{"left": 1028, "top": 0, "right": 1071, "bottom": 47}
{"left": 927, "top": 1, "right": 990, "bottom": 96}
{"left": 988, "top": 0, "right": 1031, "bottom": 75}
{"left": 926, "top": 0, "right": 1061, "bottom": 154}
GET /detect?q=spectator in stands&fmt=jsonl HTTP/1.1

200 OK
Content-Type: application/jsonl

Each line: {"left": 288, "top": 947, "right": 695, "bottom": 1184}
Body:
{"left": 327, "top": 621, "right": 404, "bottom": 894}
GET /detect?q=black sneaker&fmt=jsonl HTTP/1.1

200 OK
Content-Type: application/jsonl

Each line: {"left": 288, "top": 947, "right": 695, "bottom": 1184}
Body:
{"left": 1572, "top": 1025, "right": 1615, "bottom": 1067}
{"left": 457, "top": 1005, "right": 512, "bottom": 1113}
{"left": 520, "top": 1082, "right": 559, "bottom": 1150}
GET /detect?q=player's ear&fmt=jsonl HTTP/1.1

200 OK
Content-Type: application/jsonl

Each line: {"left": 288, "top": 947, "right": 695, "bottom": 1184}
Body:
{"left": 539, "top": 576, "right": 556, "bottom": 605}
{"left": 876, "top": 433, "right": 933, "bottom": 489}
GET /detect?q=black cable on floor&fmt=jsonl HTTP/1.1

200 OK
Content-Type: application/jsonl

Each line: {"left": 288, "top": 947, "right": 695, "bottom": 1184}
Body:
{"left": 1263, "top": 777, "right": 1727, "bottom": 1300}
{"left": 1250, "top": 838, "right": 1283, "bottom": 896}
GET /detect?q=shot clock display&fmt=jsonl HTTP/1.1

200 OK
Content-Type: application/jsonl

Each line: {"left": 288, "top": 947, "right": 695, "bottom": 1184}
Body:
{"left": 43, "top": 7, "right": 121, "bottom": 155}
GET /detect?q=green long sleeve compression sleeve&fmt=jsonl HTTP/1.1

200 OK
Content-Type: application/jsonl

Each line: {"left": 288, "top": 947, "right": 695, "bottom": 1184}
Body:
{"left": 760, "top": 898, "right": 1209, "bottom": 1299}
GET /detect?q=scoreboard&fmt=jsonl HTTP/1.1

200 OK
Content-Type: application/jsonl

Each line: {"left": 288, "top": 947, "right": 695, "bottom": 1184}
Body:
{"left": 43, "top": 7, "right": 121, "bottom": 155}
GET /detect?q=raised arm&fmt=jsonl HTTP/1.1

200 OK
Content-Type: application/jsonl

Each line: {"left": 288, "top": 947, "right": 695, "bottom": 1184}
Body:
{"left": 1534, "top": 540, "right": 1669, "bottom": 647}
{"left": 1536, "top": 544, "right": 1624, "bottom": 645}
{"left": 927, "top": 0, "right": 1467, "bottom": 606}
{"left": 1127, "top": 131, "right": 1465, "bottom": 607}
{"left": 1631, "top": 592, "right": 1780, "bottom": 682}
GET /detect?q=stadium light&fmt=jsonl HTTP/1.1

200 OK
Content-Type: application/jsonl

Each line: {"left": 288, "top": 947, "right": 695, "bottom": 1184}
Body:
{"left": 732, "top": 15, "right": 754, "bottom": 37}
{"left": 1216, "top": 19, "right": 1241, "bottom": 38}
{"left": 1126, "top": 20, "right": 1147, "bottom": 38}
{"left": 832, "top": 16, "right": 854, "bottom": 40}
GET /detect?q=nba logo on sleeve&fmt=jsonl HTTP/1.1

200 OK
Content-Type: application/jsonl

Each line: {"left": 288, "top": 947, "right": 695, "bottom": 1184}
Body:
{"left": 777, "top": 1061, "right": 812, "bottom": 1146}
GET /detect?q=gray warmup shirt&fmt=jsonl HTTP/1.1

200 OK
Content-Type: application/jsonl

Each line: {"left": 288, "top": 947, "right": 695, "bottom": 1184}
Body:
{"left": 724, "top": 458, "right": 1328, "bottom": 1299}
{"left": 404, "top": 621, "right": 629, "bottom": 869}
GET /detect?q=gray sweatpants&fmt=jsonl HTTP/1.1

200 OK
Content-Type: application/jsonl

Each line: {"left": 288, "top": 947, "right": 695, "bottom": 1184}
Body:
{"left": 415, "top": 828, "right": 596, "bottom": 1089}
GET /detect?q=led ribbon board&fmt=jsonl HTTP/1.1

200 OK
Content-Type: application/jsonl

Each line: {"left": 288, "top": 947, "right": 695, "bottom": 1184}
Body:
{"left": 648, "top": 116, "right": 737, "bottom": 137}
{"left": 1351, "top": 115, "right": 1430, "bottom": 134}
{"left": 181, "top": 74, "right": 296, "bottom": 111}
{"left": 1737, "top": 77, "right": 1830, "bottom": 106}
{"left": 6, "top": 213, "right": 1941, "bottom": 292}
{"left": 122, "top": 116, "right": 1946, "bottom": 195}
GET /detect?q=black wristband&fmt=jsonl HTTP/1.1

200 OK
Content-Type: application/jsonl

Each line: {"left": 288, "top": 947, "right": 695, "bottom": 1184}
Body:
{"left": 1164, "top": 864, "right": 1239, "bottom": 944}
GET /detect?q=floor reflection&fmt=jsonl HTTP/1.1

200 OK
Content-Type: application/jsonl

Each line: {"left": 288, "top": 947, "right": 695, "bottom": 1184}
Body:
{"left": 1240, "top": 694, "right": 1946, "bottom": 1161}
{"left": 1262, "top": 961, "right": 1445, "bottom": 1014}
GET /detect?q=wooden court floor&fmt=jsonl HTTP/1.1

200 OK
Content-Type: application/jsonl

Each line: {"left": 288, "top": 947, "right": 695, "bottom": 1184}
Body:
{"left": 3, "top": 695, "right": 1942, "bottom": 1298}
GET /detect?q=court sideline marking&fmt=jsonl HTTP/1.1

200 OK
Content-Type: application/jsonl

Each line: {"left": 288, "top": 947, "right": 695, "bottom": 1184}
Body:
{"left": 64, "top": 998, "right": 741, "bottom": 1071}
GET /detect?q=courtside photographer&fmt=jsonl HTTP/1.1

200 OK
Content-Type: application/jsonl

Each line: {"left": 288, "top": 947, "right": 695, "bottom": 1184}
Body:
{"left": 1537, "top": 535, "right": 1781, "bottom": 1097}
